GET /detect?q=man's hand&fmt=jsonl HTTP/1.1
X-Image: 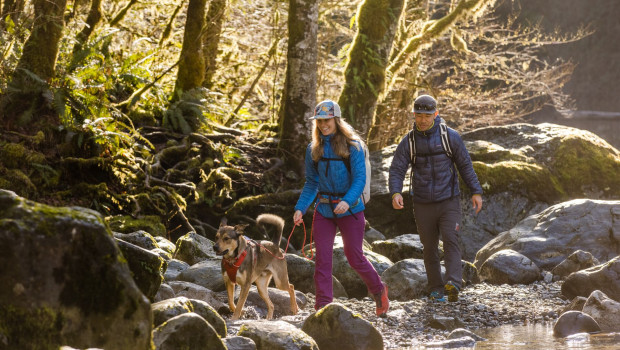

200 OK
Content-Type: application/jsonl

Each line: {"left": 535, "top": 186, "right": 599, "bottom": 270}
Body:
{"left": 293, "top": 210, "right": 303, "bottom": 225}
{"left": 392, "top": 193, "right": 404, "bottom": 210}
{"left": 472, "top": 194, "right": 482, "bottom": 215}
{"left": 333, "top": 201, "right": 350, "bottom": 215}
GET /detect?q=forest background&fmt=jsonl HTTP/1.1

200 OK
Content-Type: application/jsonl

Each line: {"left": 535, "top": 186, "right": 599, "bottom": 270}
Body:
{"left": 0, "top": 0, "right": 619, "bottom": 243}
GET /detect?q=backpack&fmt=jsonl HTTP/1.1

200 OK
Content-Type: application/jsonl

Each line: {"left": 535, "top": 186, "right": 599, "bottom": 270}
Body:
{"left": 407, "top": 118, "right": 456, "bottom": 197}
{"left": 313, "top": 140, "right": 371, "bottom": 204}
{"left": 408, "top": 118, "right": 453, "bottom": 165}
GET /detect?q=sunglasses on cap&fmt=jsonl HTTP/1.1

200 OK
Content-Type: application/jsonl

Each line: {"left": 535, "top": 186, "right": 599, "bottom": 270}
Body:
{"left": 414, "top": 103, "right": 436, "bottom": 112}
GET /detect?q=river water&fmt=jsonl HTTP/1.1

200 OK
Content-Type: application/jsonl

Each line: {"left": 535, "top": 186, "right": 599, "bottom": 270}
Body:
{"left": 474, "top": 323, "right": 620, "bottom": 349}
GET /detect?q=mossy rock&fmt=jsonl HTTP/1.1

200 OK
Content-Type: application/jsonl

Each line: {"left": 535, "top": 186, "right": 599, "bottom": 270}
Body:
{"left": 107, "top": 214, "right": 167, "bottom": 237}
{"left": 0, "top": 190, "right": 152, "bottom": 350}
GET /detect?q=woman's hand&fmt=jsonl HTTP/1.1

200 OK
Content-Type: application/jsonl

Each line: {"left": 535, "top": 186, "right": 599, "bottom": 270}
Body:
{"left": 333, "top": 201, "right": 349, "bottom": 215}
{"left": 293, "top": 210, "right": 303, "bottom": 225}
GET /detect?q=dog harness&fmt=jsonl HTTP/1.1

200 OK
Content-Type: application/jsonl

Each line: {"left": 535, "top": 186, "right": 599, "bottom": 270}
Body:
{"left": 221, "top": 239, "right": 256, "bottom": 283}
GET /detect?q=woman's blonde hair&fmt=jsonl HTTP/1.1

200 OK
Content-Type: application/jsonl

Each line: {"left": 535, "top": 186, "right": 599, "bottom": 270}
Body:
{"left": 311, "top": 117, "right": 362, "bottom": 162}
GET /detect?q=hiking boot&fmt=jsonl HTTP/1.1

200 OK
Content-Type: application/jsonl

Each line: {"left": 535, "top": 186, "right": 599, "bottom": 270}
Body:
{"left": 444, "top": 281, "right": 460, "bottom": 302}
{"left": 374, "top": 283, "right": 389, "bottom": 318}
{"left": 429, "top": 291, "right": 446, "bottom": 302}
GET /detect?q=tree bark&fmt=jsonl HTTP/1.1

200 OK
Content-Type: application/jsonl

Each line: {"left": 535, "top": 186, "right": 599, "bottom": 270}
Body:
{"left": 277, "top": 0, "right": 319, "bottom": 175}
{"left": 173, "top": 0, "right": 208, "bottom": 99}
{"left": 14, "top": 0, "right": 68, "bottom": 82}
{"left": 337, "top": 0, "right": 406, "bottom": 139}
{"left": 109, "top": 0, "right": 138, "bottom": 27}
{"left": 72, "top": 0, "right": 103, "bottom": 55}
{"left": 202, "top": 0, "right": 227, "bottom": 89}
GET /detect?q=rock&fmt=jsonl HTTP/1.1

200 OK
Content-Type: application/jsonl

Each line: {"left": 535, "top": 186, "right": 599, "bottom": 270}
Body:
{"left": 551, "top": 250, "right": 600, "bottom": 280}
{"left": 424, "top": 336, "right": 476, "bottom": 348}
{"left": 152, "top": 297, "right": 194, "bottom": 327}
{"left": 188, "top": 299, "right": 227, "bottom": 337}
{"left": 561, "top": 256, "right": 620, "bottom": 301}
{"left": 475, "top": 199, "right": 620, "bottom": 270}
{"left": 164, "top": 259, "right": 191, "bottom": 281}
{"left": 244, "top": 286, "right": 307, "bottom": 318}
{"left": 155, "top": 236, "right": 177, "bottom": 255}
{"left": 364, "top": 225, "right": 386, "bottom": 243}
{"left": 114, "top": 230, "right": 159, "bottom": 250}
{"left": 239, "top": 319, "right": 319, "bottom": 350}
{"left": 175, "top": 258, "right": 225, "bottom": 292}
{"left": 371, "top": 234, "right": 442, "bottom": 263}
{"left": 0, "top": 190, "right": 152, "bottom": 350}
{"left": 154, "top": 283, "right": 176, "bottom": 302}
{"left": 582, "top": 290, "right": 620, "bottom": 332}
{"left": 115, "top": 238, "right": 165, "bottom": 301}
{"left": 301, "top": 303, "right": 383, "bottom": 350}
{"left": 478, "top": 249, "right": 541, "bottom": 285}
{"left": 168, "top": 280, "right": 228, "bottom": 313}
{"left": 381, "top": 259, "right": 444, "bottom": 300}
{"left": 223, "top": 336, "right": 257, "bottom": 350}
{"left": 285, "top": 253, "right": 347, "bottom": 298}
{"left": 173, "top": 232, "right": 217, "bottom": 265}
{"left": 427, "top": 315, "right": 466, "bottom": 331}
{"left": 106, "top": 214, "right": 167, "bottom": 237}
{"left": 553, "top": 311, "right": 601, "bottom": 337}
{"left": 447, "top": 328, "right": 486, "bottom": 341}
{"left": 152, "top": 312, "right": 226, "bottom": 350}
{"left": 561, "top": 296, "right": 587, "bottom": 314}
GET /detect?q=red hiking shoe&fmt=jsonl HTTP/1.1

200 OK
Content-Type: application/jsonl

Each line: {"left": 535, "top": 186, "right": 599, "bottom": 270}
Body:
{"left": 374, "top": 283, "right": 389, "bottom": 318}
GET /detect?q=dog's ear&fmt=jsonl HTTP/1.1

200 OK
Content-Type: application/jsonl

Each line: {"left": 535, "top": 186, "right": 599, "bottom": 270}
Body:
{"left": 234, "top": 224, "right": 249, "bottom": 233}
{"left": 219, "top": 217, "right": 228, "bottom": 228}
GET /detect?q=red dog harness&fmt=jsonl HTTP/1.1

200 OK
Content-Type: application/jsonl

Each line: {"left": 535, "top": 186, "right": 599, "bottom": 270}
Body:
{"left": 221, "top": 239, "right": 257, "bottom": 283}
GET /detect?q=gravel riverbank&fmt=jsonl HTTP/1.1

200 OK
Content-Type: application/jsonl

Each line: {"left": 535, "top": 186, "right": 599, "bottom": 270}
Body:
{"left": 235, "top": 281, "right": 570, "bottom": 349}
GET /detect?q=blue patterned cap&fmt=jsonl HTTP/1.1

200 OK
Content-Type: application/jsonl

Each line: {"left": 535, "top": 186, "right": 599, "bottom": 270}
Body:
{"left": 310, "top": 100, "right": 341, "bottom": 119}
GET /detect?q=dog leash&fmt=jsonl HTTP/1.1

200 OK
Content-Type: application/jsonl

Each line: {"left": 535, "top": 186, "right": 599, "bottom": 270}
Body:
{"left": 253, "top": 211, "right": 316, "bottom": 261}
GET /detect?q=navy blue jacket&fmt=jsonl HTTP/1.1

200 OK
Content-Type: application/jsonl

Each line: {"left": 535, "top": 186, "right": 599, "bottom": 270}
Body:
{"left": 295, "top": 134, "right": 366, "bottom": 218}
{"left": 389, "top": 116, "right": 482, "bottom": 203}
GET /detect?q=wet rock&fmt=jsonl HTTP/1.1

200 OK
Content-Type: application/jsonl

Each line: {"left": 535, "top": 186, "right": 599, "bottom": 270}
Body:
{"left": 448, "top": 328, "right": 486, "bottom": 341}
{"left": 423, "top": 336, "right": 476, "bottom": 348}
{"left": 553, "top": 311, "right": 601, "bottom": 337}
{"left": 427, "top": 315, "right": 466, "bottom": 331}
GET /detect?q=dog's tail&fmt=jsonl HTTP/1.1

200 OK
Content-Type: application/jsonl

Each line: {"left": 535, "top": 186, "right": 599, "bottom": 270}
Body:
{"left": 256, "top": 214, "right": 284, "bottom": 247}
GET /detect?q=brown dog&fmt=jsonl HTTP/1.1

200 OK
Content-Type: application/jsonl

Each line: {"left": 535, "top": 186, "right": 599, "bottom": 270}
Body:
{"left": 214, "top": 214, "right": 299, "bottom": 320}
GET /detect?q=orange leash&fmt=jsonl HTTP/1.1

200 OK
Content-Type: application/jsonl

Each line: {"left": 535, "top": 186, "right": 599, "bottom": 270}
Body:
{"left": 254, "top": 214, "right": 315, "bottom": 260}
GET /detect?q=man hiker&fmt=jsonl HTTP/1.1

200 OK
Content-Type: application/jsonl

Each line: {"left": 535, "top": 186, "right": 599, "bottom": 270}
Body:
{"left": 388, "top": 94, "right": 483, "bottom": 302}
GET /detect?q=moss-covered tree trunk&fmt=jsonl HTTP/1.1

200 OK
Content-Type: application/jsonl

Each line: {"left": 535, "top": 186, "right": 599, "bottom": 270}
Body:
{"left": 278, "top": 0, "right": 319, "bottom": 175}
{"left": 173, "top": 0, "right": 207, "bottom": 99}
{"left": 337, "top": 0, "right": 406, "bottom": 139}
{"left": 202, "top": 0, "right": 227, "bottom": 89}
{"left": 1, "top": 0, "right": 67, "bottom": 125}
{"left": 72, "top": 0, "right": 103, "bottom": 54}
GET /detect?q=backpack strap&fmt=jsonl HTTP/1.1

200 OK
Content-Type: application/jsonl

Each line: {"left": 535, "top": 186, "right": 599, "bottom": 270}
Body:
{"left": 408, "top": 130, "right": 416, "bottom": 165}
{"left": 439, "top": 122, "right": 453, "bottom": 159}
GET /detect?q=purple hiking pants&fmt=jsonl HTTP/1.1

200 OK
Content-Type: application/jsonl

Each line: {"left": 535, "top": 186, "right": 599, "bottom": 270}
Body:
{"left": 312, "top": 211, "right": 383, "bottom": 309}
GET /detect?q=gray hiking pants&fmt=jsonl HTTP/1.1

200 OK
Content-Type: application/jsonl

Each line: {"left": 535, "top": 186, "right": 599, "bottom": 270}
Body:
{"left": 413, "top": 196, "right": 462, "bottom": 293}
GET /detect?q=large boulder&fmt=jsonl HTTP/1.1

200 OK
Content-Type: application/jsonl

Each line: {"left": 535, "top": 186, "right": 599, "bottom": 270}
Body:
{"left": 301, "top": 303, "right": 383, "bottom": 350}
{"left": 582, "top": 290, "right": 620, "bottom": 332}
{"left": 0, "top": 190, "right": 152, "bottom": 350}
{"left": 115, "top": 238, "right": 165, "bottom": 301}
{"left": 474, "top": 199, "right": 620, "bottom": 270}
{"left": 173, "top": 232, "right": 217, "bottom": 265}
{"left": 381, "top": 259, "right": 444, "bottom": 300}
{"left": 365, "top": 123, "right": 620, "bottom": 260}
{"left": 285, "top": 253, "right": 347, "bottom": 297}
{"left": 238, "top": 320, "right": 319, "bottom": 350}
{"left": 152, "top": 312, "right": 226, "bottom": 350}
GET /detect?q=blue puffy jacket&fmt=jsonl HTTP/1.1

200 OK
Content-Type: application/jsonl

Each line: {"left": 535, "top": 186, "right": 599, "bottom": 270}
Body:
{"left": 294, "top": 134, "right": 366, "bottom": 219}
{"left": 389, "top": 116, "right": 482, "bottom": 203}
